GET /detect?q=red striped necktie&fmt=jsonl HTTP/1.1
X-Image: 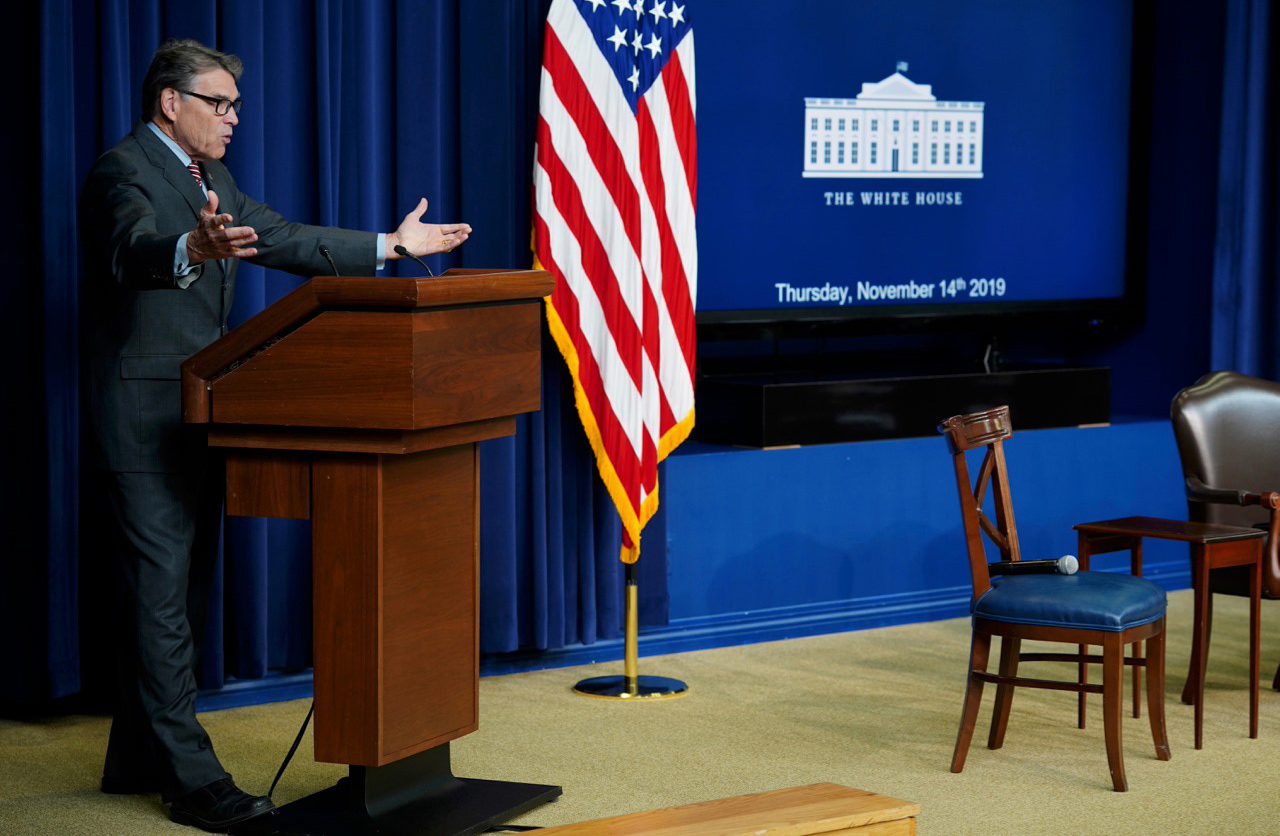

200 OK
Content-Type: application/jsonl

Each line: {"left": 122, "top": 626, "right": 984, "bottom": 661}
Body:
{"left": 187, "top": 162, "right": 203, "bottom": 187}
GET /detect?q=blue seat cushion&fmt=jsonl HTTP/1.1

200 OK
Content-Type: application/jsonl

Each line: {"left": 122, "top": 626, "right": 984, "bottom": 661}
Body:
{"left": 973, "top": 571, "right": 1166, "bottom": 631}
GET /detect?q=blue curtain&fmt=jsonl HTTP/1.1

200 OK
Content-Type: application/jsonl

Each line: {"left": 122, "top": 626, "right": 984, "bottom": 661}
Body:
{"left": 15, "top": 0, "right": 668, "bottom": 706}
{"left": 1210, "top": 0, "right": 1280, "bottom": 376}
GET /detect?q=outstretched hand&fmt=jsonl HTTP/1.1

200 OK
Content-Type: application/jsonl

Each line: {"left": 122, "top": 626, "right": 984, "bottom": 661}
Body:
{"left": 386, "top": 198, "right": 472, "bottom": 259}
{"left": 186, "top": 191, "right": 259, "bottom": 263}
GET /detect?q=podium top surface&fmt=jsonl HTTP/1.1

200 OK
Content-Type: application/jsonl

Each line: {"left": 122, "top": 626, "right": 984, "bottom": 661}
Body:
{"left": 304, "top": 269, "right": 554, "bottom": 310}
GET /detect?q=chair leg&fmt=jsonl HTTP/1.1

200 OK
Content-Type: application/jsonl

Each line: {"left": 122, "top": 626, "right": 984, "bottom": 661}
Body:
{"left": 1272, "top": 659, "right": 1280, "bottom": 692}
{"left": 1102, "top": 632, "right": 1128, "bottom": 791}
{"left": 1083, "top": 637, "right": 1145, "bottom": 726}
{"left": 1145, "top": 623, "right": 1171, "bottom": 761}
{"left": 1131, "top": 639, "right": 1143, "bottom": 718}
{"left": 1077, "top": 642, "right": 1089, "bottom": 729}
{"left": 952, "top": 630, "right": 991, "bottom": 774}
{"left": 1182, "top": 590, "right": 1213, "bottom": 705}
{"left": 988, "top": 637, "right": 1020, "bottom": 750}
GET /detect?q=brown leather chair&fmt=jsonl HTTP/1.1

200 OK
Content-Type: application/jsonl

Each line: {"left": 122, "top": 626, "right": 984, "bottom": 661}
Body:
{"left": 1171, "top": 370, "right": 1280, "bottom": 690}
{"left": 939, "top": 405, "right": 1169, "bottom": 791}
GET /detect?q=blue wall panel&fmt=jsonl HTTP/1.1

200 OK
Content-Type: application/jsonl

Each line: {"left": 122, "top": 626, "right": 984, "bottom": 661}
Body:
{"left": 664, "top": 419, "right": 1190, "bottom": 629}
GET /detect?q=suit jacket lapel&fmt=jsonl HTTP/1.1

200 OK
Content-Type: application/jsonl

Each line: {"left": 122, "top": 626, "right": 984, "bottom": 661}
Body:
{"left": 131, "top": 122, "right": 209, "bottom": 219}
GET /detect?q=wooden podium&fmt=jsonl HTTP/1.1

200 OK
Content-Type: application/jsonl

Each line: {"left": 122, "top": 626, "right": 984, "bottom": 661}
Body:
{"left": 181, "top": 270, "right": 561, "bottom": 835}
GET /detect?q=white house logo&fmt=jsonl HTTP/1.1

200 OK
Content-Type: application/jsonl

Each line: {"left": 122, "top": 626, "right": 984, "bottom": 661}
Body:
{"left": 803, "top": 62, "right": 984, "bottom": 179}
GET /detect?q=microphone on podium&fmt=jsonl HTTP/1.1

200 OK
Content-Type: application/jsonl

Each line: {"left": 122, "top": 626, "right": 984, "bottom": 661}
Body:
{"left": 987, "top": 555, "right": 1079, "bottom": 577}
{"left": 318, "top": 244, "right": 339, "bottom": 276}
{"left": 394, "top": 244, "right": 434, "bottom": 277}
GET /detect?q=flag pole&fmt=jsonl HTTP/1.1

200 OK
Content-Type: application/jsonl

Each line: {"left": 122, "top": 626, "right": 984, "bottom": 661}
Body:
{"left": 572, "top": 560, "right": 688, "bottom": 700}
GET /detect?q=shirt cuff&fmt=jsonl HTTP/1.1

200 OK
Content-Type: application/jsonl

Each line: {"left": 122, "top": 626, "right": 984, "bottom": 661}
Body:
{"left": 376, "top": 233, "right": 387, "bottom": 271}
{"left": 174, "top": 233, "right": 202, "bottom": 289}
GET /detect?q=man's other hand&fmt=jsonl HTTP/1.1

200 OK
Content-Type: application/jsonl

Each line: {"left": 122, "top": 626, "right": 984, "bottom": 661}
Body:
{"left": 186, "top": 190, "right": 259, "bottom": 263}
{"left": 385, "top": 198, "right": 472, "bottom": 259}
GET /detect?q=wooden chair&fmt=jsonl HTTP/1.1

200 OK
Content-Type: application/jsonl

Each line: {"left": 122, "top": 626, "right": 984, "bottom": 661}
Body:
{"left": 1172, "top": 369, "right": 1280, "bottom": 693}
{"left": 939, "top": 406, "right": 1170, "bottom": 791}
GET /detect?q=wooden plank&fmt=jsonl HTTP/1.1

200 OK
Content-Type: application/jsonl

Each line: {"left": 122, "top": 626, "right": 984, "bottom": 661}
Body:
{"left": 533, "top": 783, "right": 919, "bottom": 836}
{"left": 812, "top": 822, "right": 914, "bottom": 836}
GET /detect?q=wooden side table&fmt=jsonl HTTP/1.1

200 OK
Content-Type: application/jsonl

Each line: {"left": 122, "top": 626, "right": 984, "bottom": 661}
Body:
{"left": 1073, "top": 516, "right": 1264, "bottom": 749}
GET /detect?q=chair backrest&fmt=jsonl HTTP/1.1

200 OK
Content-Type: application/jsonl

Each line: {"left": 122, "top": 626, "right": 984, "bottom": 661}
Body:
{"left": 939, "top": 405, "right": 1020, "bottom": 598}
{"left": 1172, "top": 370, "right": 1280, "bottom": 596}
{"left": 1171, "top": 370, "right": 1280, "bottom": 530}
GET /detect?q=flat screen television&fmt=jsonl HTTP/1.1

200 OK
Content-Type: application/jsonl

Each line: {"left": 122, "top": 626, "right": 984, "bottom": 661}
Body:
{"left": 694, "top": 0, "right": 1148, "bottom": 340}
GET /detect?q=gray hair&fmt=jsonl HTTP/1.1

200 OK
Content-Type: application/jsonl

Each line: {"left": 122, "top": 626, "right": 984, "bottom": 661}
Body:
{"left": 141, "top": 38, "right": 243, "bottom": 121}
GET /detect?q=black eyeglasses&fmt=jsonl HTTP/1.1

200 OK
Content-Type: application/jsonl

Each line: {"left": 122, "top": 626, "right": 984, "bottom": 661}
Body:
{"left": 180, "top": 90, "right": 243, "bottom": 116}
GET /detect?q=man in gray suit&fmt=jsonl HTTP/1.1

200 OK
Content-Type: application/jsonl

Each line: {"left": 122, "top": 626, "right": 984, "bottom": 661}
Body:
{"left": 79, "top": 38, "right": 471, "bottom": 832}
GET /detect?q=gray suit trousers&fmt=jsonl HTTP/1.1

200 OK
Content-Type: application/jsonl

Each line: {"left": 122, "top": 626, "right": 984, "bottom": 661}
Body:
{"left": 101, "top": 451, "right": 230, "bottom": 801}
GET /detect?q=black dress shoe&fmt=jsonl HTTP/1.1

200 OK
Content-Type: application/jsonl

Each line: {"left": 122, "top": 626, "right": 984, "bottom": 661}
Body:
{"left": 169, "top": 777, "right": 275, "bottom": 832}
{"left": 100, "top": 774, "right": 162, "bottom": 795}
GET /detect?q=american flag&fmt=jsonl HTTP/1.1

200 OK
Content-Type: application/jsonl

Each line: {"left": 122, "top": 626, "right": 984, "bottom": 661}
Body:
{"left": 534, "top": 0, "right": 697, "bottom": 563}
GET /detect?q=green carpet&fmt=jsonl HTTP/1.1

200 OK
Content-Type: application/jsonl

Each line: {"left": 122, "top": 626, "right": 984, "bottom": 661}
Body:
{"left": 2, "top": 588, "right": 1277, "bottom": 834}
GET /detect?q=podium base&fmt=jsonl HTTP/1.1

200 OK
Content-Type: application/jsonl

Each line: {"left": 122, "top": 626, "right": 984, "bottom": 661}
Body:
{"left": 572, "top": 675, "right": 689, "bottom": 700}
{"left": 230, "top": 743, "right": 560, "bottom": 836}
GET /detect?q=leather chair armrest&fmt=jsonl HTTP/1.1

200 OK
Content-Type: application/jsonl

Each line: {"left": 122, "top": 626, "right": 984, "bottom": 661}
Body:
{"left": 1185, "top": 475, "right": 1251, "bottom": 506}
{"left": 1186, "top": 476, "right": 1280, "bottom": 513}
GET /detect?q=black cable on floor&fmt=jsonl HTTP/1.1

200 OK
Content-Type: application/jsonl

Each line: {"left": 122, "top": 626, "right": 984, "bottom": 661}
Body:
{"left": 268, "top": 700, "right": 314, "bottom": 800}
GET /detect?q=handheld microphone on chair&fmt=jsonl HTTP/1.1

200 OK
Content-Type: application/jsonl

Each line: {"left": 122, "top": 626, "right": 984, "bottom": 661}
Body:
{"left": 393, "top": 244, "right": 434, "bottom": 277}
{"left": 987, "top": 555, "right": 1079, "bottom": 577}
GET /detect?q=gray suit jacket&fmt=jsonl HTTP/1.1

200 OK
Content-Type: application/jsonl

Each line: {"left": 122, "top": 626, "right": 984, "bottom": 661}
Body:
{"left": 81, "top": 121, "right": 379, "bottom": 472}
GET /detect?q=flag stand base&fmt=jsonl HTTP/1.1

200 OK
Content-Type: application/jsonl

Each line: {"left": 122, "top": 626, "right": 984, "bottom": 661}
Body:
{"left": 573, "top": 674, "right": 688, "bottom": 700}
{"left": 572, "top": 561, "right": 688, "bottom": 701}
